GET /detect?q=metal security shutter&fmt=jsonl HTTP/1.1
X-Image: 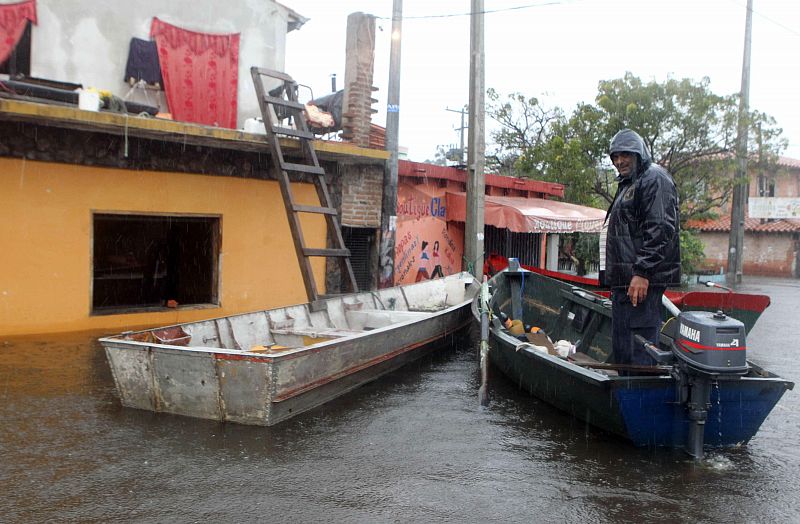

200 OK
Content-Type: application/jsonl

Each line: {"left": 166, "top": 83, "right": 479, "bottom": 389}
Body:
{"left": 342, "top": 226, "right": 374, "bottom": 291}
{"left": 484, "top": 225, "right": 540, "bottom": 267}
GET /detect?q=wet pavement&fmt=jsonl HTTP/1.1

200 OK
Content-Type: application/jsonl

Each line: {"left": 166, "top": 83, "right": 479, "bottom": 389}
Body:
{"left": 1, "top": 276, "right": 799, "bottom": 523}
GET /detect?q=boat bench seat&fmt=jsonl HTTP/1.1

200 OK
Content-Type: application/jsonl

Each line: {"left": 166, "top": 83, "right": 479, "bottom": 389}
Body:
{"left": 269, "top": 327, "right": 363, "bottom": 338}
{"left": 345, "top": 309, "right": 432, "bottom": 331}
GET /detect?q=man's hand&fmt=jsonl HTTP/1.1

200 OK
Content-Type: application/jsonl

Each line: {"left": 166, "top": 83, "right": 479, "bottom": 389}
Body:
{"left": 628, "top": 275, "right": 649, "bottom": 307}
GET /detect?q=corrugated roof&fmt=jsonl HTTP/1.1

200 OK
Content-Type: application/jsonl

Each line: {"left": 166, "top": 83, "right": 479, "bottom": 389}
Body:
{"left": 687, "top": 216, "right": 800, "bottom": 233}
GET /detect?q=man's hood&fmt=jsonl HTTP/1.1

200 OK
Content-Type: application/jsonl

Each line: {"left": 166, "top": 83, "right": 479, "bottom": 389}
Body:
{"left": 609, "top": 129, "right": 652, "bottom": 175}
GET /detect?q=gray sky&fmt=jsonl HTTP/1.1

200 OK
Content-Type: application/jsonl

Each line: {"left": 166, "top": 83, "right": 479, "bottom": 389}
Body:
{"left": 285, "top": 0, "right": 800, "bottom": 162}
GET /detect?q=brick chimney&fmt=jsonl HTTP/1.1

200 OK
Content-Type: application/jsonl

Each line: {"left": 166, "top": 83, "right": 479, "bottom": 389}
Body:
{"left": 341, "top": 12, "right": 378, "bottom": 147}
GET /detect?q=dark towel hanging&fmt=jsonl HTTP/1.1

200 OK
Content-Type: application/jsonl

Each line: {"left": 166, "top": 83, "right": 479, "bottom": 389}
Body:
{"left": 124, "top": 37, "right": 163, "bottom": 86}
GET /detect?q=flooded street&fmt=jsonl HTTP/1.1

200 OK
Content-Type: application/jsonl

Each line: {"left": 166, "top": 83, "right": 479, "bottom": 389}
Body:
{"left": 2, "top": 277, "right": 799, "bottom": 523}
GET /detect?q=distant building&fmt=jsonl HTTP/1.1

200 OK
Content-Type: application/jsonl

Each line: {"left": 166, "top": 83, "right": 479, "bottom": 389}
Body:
{"left": 688, "top": 156, "right": 800, "bottom": 278}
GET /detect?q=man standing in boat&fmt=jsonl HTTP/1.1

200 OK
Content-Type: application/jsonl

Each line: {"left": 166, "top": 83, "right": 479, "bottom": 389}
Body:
{"left": 602, "top": 129, "right": 681, "bottom": 367}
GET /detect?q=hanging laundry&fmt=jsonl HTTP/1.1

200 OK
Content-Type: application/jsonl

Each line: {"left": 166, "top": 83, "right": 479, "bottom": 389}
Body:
{"left": 123, "top": 37, "right": 163, "bottom": 87}
{"left": 0, "top": 0, "right": 36, "bottom": 64}
{"left": 150, "top": 17, "right": 240, "bottom": 129}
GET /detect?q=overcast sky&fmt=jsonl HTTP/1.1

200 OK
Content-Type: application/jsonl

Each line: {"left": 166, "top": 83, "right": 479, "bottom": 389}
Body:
{"left": 284, "top": 0, "right": 800, "bottom": 162}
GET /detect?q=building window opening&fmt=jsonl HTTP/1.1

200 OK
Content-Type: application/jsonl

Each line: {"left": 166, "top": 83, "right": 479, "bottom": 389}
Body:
{"left": 484, "top": 225, "right": 540, "bottom": 267}
{"left": 92, "top": 213, "right": 220, "bottom": 313}
{"left": 342, "top": 226, "right": 374, "bottom": 291}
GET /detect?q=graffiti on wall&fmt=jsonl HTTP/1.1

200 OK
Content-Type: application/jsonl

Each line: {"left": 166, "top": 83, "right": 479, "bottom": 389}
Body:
{"left": 394, "top": 183, "right": 464, "bottom": 285}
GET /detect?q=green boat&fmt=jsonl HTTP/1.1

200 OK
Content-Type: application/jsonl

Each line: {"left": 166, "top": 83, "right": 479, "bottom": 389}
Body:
{"left": 473, "top": 262, "right": 793, "bottom": 457}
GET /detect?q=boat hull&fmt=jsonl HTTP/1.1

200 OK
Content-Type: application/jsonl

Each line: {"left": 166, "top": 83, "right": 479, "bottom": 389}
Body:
{"left": 488, "top": 333, "right": 790, "bottom": 447}
{"left": 102, "top": 273, "right": 477, "bottom": 426}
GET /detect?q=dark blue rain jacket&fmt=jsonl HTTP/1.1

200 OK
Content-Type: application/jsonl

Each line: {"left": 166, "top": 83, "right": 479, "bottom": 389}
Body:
{"left": 602, "top": 129, "right": 681, "bottom": 288}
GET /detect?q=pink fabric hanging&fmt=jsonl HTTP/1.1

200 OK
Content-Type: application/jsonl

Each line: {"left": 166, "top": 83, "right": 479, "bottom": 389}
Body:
{"left": 0, "top": 0, "right": 36, "bottom": 64}
{"left": 150, "top": 17, "right": 240, "bottom": 129}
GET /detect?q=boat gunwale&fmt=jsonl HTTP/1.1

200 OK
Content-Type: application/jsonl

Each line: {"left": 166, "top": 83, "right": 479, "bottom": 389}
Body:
{"left": 100, "top": 271, "right": 477, "bottom": 361}
{"left": 100, "top": 296, "right": 473, "bottom": 358}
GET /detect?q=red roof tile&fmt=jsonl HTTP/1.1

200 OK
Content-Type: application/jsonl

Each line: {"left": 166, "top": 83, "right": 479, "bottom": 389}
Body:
{"left": 687, "top": 216, "right": 800, "bottom": 233}
{"left": 778, "top": 156, "right": 800, "bottom": 169}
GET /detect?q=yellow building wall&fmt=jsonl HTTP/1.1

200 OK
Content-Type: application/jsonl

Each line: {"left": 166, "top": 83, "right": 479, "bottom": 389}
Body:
{"left": 0, "top": 158, "right": 326, "bottom": 336}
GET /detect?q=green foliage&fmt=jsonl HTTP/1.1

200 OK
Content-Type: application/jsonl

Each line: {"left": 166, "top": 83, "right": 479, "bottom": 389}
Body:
{"left": 572, "top": 232, "right": 600, "bottom": 276}
{"left": 486, "top": 72, "right": 787, "bottom": 223}
{"left": 424, "top": 144, "right": 449, "bottom": 166}
{"left": 679, "top": 229, "right": 707, "bottom": 277}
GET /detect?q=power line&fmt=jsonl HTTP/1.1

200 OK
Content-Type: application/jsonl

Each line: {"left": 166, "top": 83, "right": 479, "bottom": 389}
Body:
{"left": 375, "top": 0, "right": 799, "bottom": 37}
{"left": 375, "top": 0, "right": 572, "bottom": 20}
{"left": 724, "top": 0, "right": 800, "bottom": 37}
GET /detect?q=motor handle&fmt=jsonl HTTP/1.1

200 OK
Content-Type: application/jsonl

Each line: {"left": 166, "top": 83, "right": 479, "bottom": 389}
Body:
{"left": 635, "top": 334, "right": 674, "bottom": 364}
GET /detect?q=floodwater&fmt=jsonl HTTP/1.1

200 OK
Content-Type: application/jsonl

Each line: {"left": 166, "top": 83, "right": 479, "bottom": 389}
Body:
{"left": 2, "top": 277, "right": 799, "bottom": 523}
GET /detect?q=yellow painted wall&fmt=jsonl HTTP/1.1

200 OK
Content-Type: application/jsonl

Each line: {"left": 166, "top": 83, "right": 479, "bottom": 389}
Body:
{"left": 0, "top": 158, "right": 326, "bottom": 335}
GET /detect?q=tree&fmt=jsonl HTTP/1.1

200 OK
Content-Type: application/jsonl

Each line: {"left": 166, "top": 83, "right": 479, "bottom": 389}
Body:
{"left": 486, "top": 88, "right": 564, "bottom": 178}
{"left": 487, "top": 73, "right": 788, "bottom": 223}
{"left": 423, "top": 144, "right": 449, "bottom": 166}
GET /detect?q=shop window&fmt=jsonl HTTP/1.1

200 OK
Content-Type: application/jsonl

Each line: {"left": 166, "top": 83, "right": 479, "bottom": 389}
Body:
{"left": 484, "top": 225, "right": 540, "bottom": 267}
{"left": 92, "top": 213, "right": 220, "bottom": 314}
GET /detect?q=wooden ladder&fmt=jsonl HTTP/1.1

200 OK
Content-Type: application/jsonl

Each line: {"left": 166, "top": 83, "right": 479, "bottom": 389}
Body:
{"left": 251, "top": 67, "right": 358, "bottom": 309}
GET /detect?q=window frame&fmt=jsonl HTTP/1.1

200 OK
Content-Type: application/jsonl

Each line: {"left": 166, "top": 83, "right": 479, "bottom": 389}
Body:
{"left": 90, "top": 211, "right": 222, "bottom": 316}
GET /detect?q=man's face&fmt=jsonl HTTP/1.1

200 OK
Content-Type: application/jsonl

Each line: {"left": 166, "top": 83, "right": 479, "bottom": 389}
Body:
{"left": 611, "top": 152, "right": 636, "bottom": 177}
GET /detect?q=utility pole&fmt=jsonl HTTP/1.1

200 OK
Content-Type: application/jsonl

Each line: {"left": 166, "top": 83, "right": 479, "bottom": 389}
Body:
{"left": 465, "top": 0, "right": 485, "bottom": 278}
{"left": 727, "top": 0, "right": 753, "bottom": 287}
{"left": 445, "top": 105, "right": 468, "bottom": 164}
{"left": 379, "top": 0, "right": 402, "bottom": 288}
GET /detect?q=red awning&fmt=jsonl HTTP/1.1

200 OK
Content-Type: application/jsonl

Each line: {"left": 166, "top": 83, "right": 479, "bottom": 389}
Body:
{"left": 445, "top": 192, "right": 606, "bottom": 233}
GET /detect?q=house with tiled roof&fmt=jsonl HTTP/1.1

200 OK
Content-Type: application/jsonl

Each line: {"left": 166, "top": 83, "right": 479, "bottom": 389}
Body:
{"left": 687, "top": 156, "right": 800, "bottom": 277}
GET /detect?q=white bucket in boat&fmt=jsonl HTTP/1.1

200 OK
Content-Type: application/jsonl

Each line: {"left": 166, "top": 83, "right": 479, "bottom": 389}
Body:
{"left": 78, "top": 90, "right": 101, "bottom": 112}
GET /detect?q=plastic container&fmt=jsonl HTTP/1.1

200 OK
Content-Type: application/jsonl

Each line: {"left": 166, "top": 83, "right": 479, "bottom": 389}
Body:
{"left": 244, "top": 117, "right": 266, "bottom": 134}
{"left": 78, "top": 90, "right": 101, "bottom": 111}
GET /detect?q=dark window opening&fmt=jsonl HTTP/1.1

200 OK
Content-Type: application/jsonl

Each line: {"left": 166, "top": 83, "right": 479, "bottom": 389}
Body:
{"left": 342, "top": 226, "right": 374, "bottom": 291}
{"left": 92, "top": 214, "right": 220, "bottom": 313}
{"left": 0, "top": 20, "right": 31, "bottom": 77}
{"left": 484, "top": 225, "right": 540, "bottom": 267}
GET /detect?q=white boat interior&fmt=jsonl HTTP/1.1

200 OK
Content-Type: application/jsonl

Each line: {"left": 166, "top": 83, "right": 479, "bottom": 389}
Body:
{"left": 117, "top": 273, "right": 475, "bottom": 354}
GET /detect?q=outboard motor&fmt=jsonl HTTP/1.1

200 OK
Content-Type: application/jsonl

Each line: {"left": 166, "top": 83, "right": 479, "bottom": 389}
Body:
{"left": 640, "top": 307, "right": 748, "bottom": 459}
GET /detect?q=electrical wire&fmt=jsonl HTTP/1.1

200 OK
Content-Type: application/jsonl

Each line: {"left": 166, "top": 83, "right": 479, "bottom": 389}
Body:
{"left": 723, "top": 0, "right": 800, "bottom": 37}
{"left": 375, "top": 0, "right": 574, "bottom": 20}
{"left": 375, "top": 0, "right": 799, "bottom": 39}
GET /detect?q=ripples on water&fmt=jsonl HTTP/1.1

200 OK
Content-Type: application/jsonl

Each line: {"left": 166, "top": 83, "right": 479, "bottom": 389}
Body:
{"left": 2, "top": 277, "right": 799, "bottom": 522}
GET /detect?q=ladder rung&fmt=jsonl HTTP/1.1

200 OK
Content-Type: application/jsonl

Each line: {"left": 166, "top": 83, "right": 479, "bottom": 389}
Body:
{"left": 303, "top": 248, "right": 350, "bottom": 257}
{"left": 263, "top": 95, "right": 305, "bottom": 110}
{"left": 281, "top": 162, "right": 325, "bottom": 175}
{"left": 252, "top": 67, "right": 295, "bottom": 82}
{"left": 293, "top": 204, "right": 338, "bottom": 215}
{"left": 272, "top": 126, "right": 316, "bottom": 139}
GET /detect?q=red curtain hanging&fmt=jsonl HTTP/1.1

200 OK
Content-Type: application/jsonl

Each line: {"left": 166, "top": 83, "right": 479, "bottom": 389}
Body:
{"left": 150, "top": 17, "right": 240, "bottom": 129}
{"left": 0, "top": 0, "right": 36, "bottom": 64}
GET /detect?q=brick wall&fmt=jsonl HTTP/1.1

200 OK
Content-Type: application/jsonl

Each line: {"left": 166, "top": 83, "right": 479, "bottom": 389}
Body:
{"left": 698, "top": 230, "right": 798, "bottom": 277}
{"left": 340, "top": 164, "right": 383, "bottom": 228}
